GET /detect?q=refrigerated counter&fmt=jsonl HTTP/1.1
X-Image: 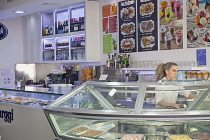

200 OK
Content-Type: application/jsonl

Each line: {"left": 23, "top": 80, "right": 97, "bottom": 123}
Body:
{"left": 44, "top": 81, "right": 210, "bottom": 140}
{"left": 0, "top": 86, "right": 63, "bottom": 140}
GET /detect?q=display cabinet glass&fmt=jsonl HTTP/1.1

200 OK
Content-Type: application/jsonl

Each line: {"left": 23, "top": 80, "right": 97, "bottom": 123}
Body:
{"left": 42, "top": 11, "right": 54, "bottom": 36}
{"left": 70, "top": 4, "right": 85, "bottom": 33}
{"left": 56, "top": 36, "right": 70, "bottom": 60}
{"left": 55, "top": 8, "right": 69, "bottom": 34}
{"left": 70, "top": 34, "right": 85, "bottom": 60}
{"left": 0, "top": 87, "right": 62, "bottom": 108}
{"left": 42, "top": 38, "right": 55, "bottom": 61}
{"left": 44, "top": 81, "right": 210, "bottom": 140}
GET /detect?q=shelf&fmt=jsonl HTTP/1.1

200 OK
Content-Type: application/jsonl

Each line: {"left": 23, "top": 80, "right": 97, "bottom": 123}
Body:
{"left": 56, "top": 46, "right": 69, "bottom": 49}
{"left": 70, "top": 31, "right": 85, "bottom": 35}
{"left": 122, "top": 67, "right": 208, "bottom": 71}
{"left": 71, "top": 47, "right": 85, "bottom": 49}
{"left": 43, "top": 49, "right": 54, "bottom": 51}
{"left": 70, "top": 20, "right": 85, "bottom": 24}
{"left": 72, "top": 39, "right": 85, "bottom": 42}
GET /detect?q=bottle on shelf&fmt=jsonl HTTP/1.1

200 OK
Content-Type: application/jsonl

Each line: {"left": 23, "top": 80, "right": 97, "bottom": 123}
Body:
{"left": 45, "top": 24, "right": 49, "bottom": 35}
{"left": 57, "top": 22, "right": 64, "bottom": 34}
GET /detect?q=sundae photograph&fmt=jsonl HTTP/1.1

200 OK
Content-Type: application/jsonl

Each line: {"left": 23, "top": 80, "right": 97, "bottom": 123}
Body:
{"left": 187, "top": 0, "right": 210, "bottom": 48}
{"left": 159, "top": 0, "right": 183, "bottom": 50}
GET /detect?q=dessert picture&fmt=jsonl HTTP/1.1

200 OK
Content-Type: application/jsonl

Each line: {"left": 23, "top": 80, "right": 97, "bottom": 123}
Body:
{"left": 202, "top": 30, "right": 210, "bottom": 47}
{"left": 120, "top": 6, "right": 135, "bottom": 20}
{"left": 159, "top": 0, "right": 183, "bottom": 50}
{"left": 194, "top": 11, "right": 208, "bottom": 33}
{"left": 140, "top": 20, "right": 154, "bottom": 33}
{"left": 187, "top": 0, "right": 199, "bottom": 17}
{"left": 120, "top": 22, "right": 135, "bottom": 35}
{"left": 121, "top": 38, "right": 135, "bottom": 50}
{"left": 187, "top": 28, "right": 198, "bottom": 43}
{"left": 141, "top": 36, "right": 155, "bottom": 48}
{"left": 140, "top": 2, "right": 154, "bottom": 15}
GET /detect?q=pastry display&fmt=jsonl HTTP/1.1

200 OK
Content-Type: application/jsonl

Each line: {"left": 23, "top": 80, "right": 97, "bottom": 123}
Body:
{"left": 68, "top": 126, "right": 89, "bottom": 134}
{"left": 121, "top": 38, "right": 135, "bottom": 50}
{"left": 192, "top": 133, "right": 210, "bottom": 139}
{"left": 120, "top": 6, "right": 135, "bottom": 20}
{"left": 141, "top": 36, "right": 155, "bottom": 48}
{"left": 121, "top": 22, "right": 135, "bottom": 35}
{"left": 169, "top": 135, "right": 192, "bottom": 140}
{"left": 140, "top": 20, "right": 154, "bottom": 33}
{"left": 121, "top": 134, "right": 143, "bottom": 140}
{"left": 140, "top": 2, "right": 154, "bottom": 15}
{"left": 80, "top": 130, "right": 103, "bottom": 137}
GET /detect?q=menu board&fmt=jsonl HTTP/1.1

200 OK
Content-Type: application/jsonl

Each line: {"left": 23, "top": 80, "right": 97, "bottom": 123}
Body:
{"left": 102, "top": 3, "right": 118, "bottom": 54}
{"left": 159, "top": 0, "right": 183, "bottom": 50}
{"left": 118, "top": 0, "right": 137, "bottom": 53}
{"left": 187, "top": 0, "right": 210, "bottom": 48}
{"left": 137, "top": 0, "right": 158, "bottom": 52}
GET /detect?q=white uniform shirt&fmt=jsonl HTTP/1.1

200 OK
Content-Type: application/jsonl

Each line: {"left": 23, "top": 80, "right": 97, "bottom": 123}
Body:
{"left": 155, "top": 78, "right": 190, "bottom": 108}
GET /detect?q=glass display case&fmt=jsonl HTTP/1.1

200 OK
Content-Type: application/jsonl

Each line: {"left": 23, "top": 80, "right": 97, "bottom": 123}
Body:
{"left": 41, "top": 11, "right": 54, "bottom": 36}
{"left": 44, "top": 81, "right": 210, "bottom": 140}
{"left": 55, "top": 8, "right": 69, "bottom": 34}
{"left": 70, "top": 34, "right": 85, "bottom": 60}
{"left": 42, "top": 38, "right": 55, "bottom": 61}
{"left": 0, "top": 86, "right": 62, "bottom": 108}
{"left": 56, "top": 36, "right": 70, "bottom": 61}
{"left": 70, "top": 4, "right": 85, "bottom": 33}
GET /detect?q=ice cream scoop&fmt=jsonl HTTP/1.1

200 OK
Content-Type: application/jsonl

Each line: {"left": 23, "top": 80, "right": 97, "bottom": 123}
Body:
{"left": 200, "top": 11, "right": 207, "bottom": 17}
{"left": 200, "top": 17, "right": 208, "bottom": 25}
{"left": 160, "top": 25, "right": 166, "bottom": 33}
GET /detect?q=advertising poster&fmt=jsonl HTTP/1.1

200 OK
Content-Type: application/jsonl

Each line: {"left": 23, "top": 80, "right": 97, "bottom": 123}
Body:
{"left": 159, "top": 0, "right": 183, "bottom": 50}
{"left": 137, "top": 0, "right": 158, "bottom": 52}
{"left": 187, "top": 0, "right": 210, "bottom": 48}
{"left": 102, "top": 4, "right": 118, "bottom": 53}
{"left": 196, "top": 49, "right": 206, "bottom": 66}
{"left": 118, "top": 0, "right": 137, "bottom": 53}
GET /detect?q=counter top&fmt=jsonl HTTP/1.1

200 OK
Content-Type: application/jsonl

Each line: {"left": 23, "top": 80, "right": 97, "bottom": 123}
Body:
{"left": 0, "top": 85, "right": 65, "bottom": 95}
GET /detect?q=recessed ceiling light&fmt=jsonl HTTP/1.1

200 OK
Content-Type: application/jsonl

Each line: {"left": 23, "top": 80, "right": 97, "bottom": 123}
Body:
{"left": 14, "top": 11, "right": 25, "bottom": 14}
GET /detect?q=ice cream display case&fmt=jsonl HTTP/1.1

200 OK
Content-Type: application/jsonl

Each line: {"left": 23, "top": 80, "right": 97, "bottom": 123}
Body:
{"left": 43, "top": 81, "right": 210, "bottom": 140}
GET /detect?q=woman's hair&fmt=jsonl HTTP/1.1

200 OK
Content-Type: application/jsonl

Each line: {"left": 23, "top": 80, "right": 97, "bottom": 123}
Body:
{"left": 156, "top": 62, "right": 178, "bottom": 81}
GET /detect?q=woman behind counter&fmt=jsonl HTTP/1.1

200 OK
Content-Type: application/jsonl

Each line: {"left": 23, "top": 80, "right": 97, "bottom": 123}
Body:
{"left": 155, "top": 62, "right": 196, "bottom": 109}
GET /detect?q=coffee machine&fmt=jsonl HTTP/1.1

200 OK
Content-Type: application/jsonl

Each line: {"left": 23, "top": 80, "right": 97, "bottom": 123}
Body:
{"left": 47, "top": 69, "right": 79, "bottom": 85}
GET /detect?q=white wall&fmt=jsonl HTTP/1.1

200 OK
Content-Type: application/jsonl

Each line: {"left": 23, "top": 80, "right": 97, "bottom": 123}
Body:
{"left": 0, "top": 18, "right": 24, "bottom": 82}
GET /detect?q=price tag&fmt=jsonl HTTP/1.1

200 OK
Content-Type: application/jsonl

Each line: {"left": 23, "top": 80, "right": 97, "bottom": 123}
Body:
{"left": 99, "top": 75, "right": 108, "bottom": 81}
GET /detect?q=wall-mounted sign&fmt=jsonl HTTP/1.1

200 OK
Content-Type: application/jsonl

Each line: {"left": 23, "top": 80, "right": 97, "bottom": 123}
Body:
{"left": 0, "top": 23, "right": 8, "bottom": 40}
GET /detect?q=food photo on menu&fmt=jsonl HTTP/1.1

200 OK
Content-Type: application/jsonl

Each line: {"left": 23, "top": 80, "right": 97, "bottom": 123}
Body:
{"left": 159, "top": 0, "right": 183, "bottom": 50}
{"left": 121, "top": 38, "right": 135, "bottom": 51}
{"left": 120, "top": 6, "right": 135, "bottom": 20}
{"left": 140, "top": 20, "right": 154, "bottom": 33}
{"left": 187, "top": 0, "right": 210, "bottom": 48}
{"left": 120, "top": 22, "right": 135, "bottom": 35}
{"left": 140, "top": 2, "right": 154, "bottom": 16}
{"left": 141, "top": 36, "right": 155, "bottom": 48}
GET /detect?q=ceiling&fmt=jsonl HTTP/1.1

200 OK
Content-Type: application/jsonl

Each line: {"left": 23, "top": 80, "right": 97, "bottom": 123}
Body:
{"left": 0, "top": 0, "right": 99, "bottom": 21}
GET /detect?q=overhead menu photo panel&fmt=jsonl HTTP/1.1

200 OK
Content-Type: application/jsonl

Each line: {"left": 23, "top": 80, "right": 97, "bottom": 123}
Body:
{"left": 137, "top": 0, "right": 158, "bottom": 52}
{"left": 118, "top": 0, "right": 137, "bottom": 53}
{"left": 159, "top": 0, "right": 183, "bottom": 50}
{"left": 187, "top": 0, "right": 210, "bottom": 48}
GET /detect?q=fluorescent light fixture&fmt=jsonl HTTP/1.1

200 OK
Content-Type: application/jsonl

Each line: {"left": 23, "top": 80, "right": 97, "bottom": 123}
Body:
{"left": 108, "top": 88, "right": 117, "bottom": 97}
{"left": 14, "top": 11, "right": 25, "bottom": 14}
